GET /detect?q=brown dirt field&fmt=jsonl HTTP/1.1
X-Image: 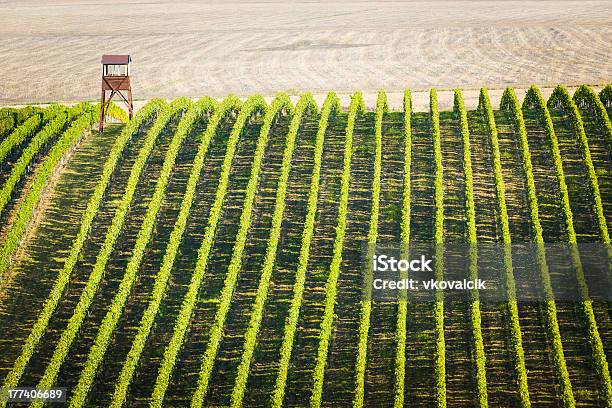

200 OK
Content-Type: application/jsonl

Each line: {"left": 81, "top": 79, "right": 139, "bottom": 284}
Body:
{"left": 0, "top": 1, "right": 610, "bottom": 106}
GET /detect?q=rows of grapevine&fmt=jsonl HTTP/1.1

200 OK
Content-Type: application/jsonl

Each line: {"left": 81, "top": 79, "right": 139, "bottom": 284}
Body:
{"left": 66, "top": 97, "right": 200, "bottom": 406}
{"left": 101, "top": 97, "right": 217, "bottom": 406}
{"left": 120, "top": 98, "right": 246, "bottom": 405}
{"left": 501, "top": 87, "right": 575, "bottom": 406}
{"left": 27, "top": 100, "right": 185, "bottom": 407}
{"left": 453, "top": 89, "right": 488, "bottom": 407}
{"left": 147, "top": 95, "right": 250, "bottom": 405}
{"left": 353, "top": 90, "right": 385, "bottom": 407}
{"left": 267, "top": 93, "right": 337, "bottom": 407}
{"left": 0, "top": 103, "right": 134, "bottom": 399}
{"left": 472, "top": 88, "right": 530, "bottom": 407}
{"left": 200, "top": 99, "right": 297, "bottom": 406}
{"left": 523, "top": 85, "right": 611, "bottom": 405}
{"left": 256, "top": 95, "right": 345, "bottom": 406}
{"left": 0, "top": 105, "right": 60, "bottom": 167}
{"left": 189, "top": 93, "right": 291, "bottom": 407}
{"left": 308, "top": 92, "right": 364, "bottom": 407}
{"left": 0, "top": 109, "right": 101, "bottom": 280}
{"left": 429, "top": 89, "right": 447, "bottom": 408}
{"left": 393, "top": 89, "right": 411, "bottom": 408}
{"left": 0, "top": 103, "right": 96, "bottom": 217}
{"left": 0, "top": 85, "right": 610, "bottom": 407}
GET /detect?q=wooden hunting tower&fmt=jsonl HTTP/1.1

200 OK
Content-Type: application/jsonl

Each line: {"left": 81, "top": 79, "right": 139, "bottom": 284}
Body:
{"left": 99, "top": 54, "right": 133, "bottom": 131}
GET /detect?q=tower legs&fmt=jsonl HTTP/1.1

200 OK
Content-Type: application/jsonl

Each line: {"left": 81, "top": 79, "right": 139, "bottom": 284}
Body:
{"left": 127, "top": 88, "right": 133, "bottom": 120}
{"left": 100, "top": 81, "right": 133, "bottom": 132}
{"left": 99, "top": 88, "right": 106, "bottom": 132}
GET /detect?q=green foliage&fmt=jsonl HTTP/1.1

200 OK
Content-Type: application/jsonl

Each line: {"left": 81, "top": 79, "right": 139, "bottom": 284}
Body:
{"left": 0, "top": 112, "right": 42, "bottom": 166}
{"left": 478, "top": 87, "right": 531, "bottom": 407}
{"left": 393, "top": 89, "right": 411, "bottom": 408}
{"left": 0, "top": 103, "right": 95, "bottom": 218}
{"left": 0, "top": 106, "right": 44, "bottom": 126}
{"left": 99, "top": 101, "right": 130, "bottom": 124}
{"left": 353, "top": 90, "right": 385, "bottom": 408}
{"left": 31, "top": 99, "right": 189, "bottom": 408}
{"left": 0, "top": 107, "right": 18, "bottom": 120}
{"left": 502, "top": 87, "right": 574, "bottom": 407}
{"left": 0, "top": 109, "right": 101, "bottom": 401}
{"left": 0, "top": 115, "right": 15, "bottom": 139}
{"left": 228, "top": 93, "right": 316, "bottom": 408}
{"left": 0, "top": 105, "right": 85, "bottom": 281}
{"left": 310, "top": 91, "right": 364, "bottom": 408}
{"left": 16, "top": 106, "right": 44, "bottom": 124}
{"left": 453, "top": 88, "right": 488, "bottom": 408}
{"left": 1, "top": 88, "right": 610, "bottom": 407}
{"left": 525, "top": 85, "right": 612, "bottom": 404}
{"left": 182, "top": 92, "right": 267, "bottom": 404}
{"left": 69, "top": 97, "right": 200, "bottom": 408}
{"left": 187, "top": 92, "right": 297, "bottom": 407}
{"left": 106, "top": 97, "right": 219, "bottom": 408}
{"left": 548, "top": 85, "right": 609, "bottom": 244}
{"left": 430, "top": 88, "right": 446, "bottom": 408}
{"left": 188, "top": 94, "right": 270, "bottom": 408}
{"left": 0, "top": 113, "right": 68, "bottom": 216}
{"left": 600, "top": 85, "right": 612, "bottom": 107}
{"left": 0, "top": 100, "right": 165, "bottom": 404}
{"left": 0, "top": 105, "right": 70, "bottom": 167}
{"left": 223, "top": 94, "right": 297, "bottom": 407}
{"left": 148, "top": 95, "right": 246, "bottom": 407}
{"left": 573, "top": 85, "right": 612, "bottom": 159}
{"left": 269, "top": 92, "right": 339, "bottom": 408}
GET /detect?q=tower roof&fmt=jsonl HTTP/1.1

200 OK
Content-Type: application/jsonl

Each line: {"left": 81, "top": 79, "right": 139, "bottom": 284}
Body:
{"left": 101, "top": 55, "right": 131, "bottom": 65}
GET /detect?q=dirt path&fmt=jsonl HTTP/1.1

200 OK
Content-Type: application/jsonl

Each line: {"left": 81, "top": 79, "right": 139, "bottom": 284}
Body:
{"left": 2, "top": 85, "right": 605, "bottom": 113}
